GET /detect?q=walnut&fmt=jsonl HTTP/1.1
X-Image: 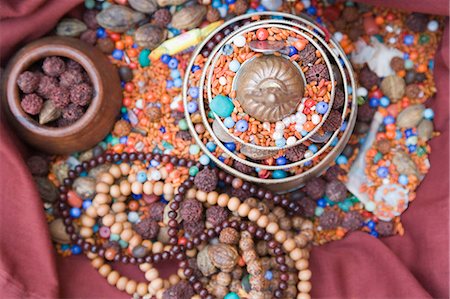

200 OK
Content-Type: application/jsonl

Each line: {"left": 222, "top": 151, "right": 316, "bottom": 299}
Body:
{"left": 207, "top": 244, "right": 239, "bottom": 272}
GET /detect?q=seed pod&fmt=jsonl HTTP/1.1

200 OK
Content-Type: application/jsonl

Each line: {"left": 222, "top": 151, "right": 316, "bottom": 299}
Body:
{"left": 39, "top": 100, "right": 62, "bottom": 125}
{"left": 96, "top": 5, "right": 145, "bottom": 33}
{"left": 56, "top": 18, "right": 88, "bottom": 37}
{"left": 135, "top": 24, "right": 167, "bottom": 50}
{"left": 171, "top": 5, "right": 207, "bottom": 30}
{"left": 128, "top": 0, "right": 158, "bottom": 14}
{"left": 156, "top": 0, "right": 188, "bottom": 6}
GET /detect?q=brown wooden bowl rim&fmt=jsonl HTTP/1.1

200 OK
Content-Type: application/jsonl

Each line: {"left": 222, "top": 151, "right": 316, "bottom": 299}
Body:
{"left": 5, "top": 37, "right": 104, "bottom": 138}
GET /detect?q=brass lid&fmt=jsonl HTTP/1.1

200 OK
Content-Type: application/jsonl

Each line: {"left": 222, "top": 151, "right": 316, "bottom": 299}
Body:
{"left": 235, "top": 55, "right": 305, "bottom": 122}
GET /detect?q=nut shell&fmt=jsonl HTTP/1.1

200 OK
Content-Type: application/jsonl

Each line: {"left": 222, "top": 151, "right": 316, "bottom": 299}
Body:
{"left": 208, "top": 243, "right": 239, "bottom": 272}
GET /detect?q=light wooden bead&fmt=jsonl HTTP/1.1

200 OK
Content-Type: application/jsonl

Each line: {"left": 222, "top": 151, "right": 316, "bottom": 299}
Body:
{"left": 99, "top": 172, "right": 114, "bottom": 185}
{"left": 129, "top": 235, "right": 142, "bottom": 247}
{"left": 275, "top": 230, "right": 287, "bottom": 243}
{"left": 227, "top": 197, "right": 240, "bottom": 212}
{"left": 177, "top": 268, "right": 186, "bottom": 279}
{"left": 163, "top": 245, "right": 172, "bottom": 252}
{"left": 110, "top": 223, "right": 123, "bottom": 235}
{"left": 99, "top": 264, "right": 112, "bottom": 277}
{"left": 145, "top": 268, "right": 159, "bottom": 281}
{"left": 295, "top": 234, "right": 308, "bottom": 248}
{"left": 120, "top": 229, "right": 133, "bottom": 242}
{"left": 156, "top": 289, "right": 165, "bottom": 299}
{"left": 127, "top": 173, "right": 136, "bottom": 183}
{"left": 301, "top": 220, "right": 313, "bottom": 230}
{"left": 115, "top": 212, "right": 128, "bottom": 223}
{"left": 256, "top": 215, "right": 269, "bottom": 228}
{"left": 137, "top": 282, "right": 148, "bottom": 297}
{"left": 248, "top": 208, "right": 261, "bottom": 222}
{"left": 107, "top": 270, "right": 120, "bottom": 285}
{"left": 297, "top": 281, "right": 312, "bottom": 293}
{"left": 299, "top": 269, "right": 312, "bottom": 281}
{"left": 160, "top": 167, "right": 168, "bottom": 179}
{"left": 109, "top": 164, "right": 122, "bottom": 178}
{"left": 119, "top": 163, "right": 130, "bottom": 176}
{"left": 94, "top": 193, "right": 110, "bottom": 205}
{"left": 112, "top": 202, "right": 126, "bottom": 213}
{"left": 186, "top": 188, "right": 196, "bottom": 199}
{"left": 110, "top": 185, "right": 121, "bottom": 198}
{"left": 102, "top": 214, "right": 115, "bottom": 227}
{"left": 139, "top": 263, "right": 152, "bottom": 272}
{"left": 196, "top": 190, "right": 207, "bottom": 202}
{"left": 143, "top": 181, "right": 153, "bottom": 195}
{"left": 295, "top": 258, "right": 309, "bottom": 271}
{"left": 86, "top": 252, "right": 97, "bottom": 259}
{"left": 81, "top": 215, "right": 95, "bottom": 227}
{"left": 96, "top": 182, "right": 110, "bottom": 194}
{"left": 152, "top": 241, "right": 163, "bottom": 253}
{"left": 163, "top": 280, "right": 170, "bottom": 289}
{"left": 192, "top": 296, "right": 201, "bottom": 299}
{"left": 186, "top": 248, "right": 197, "bottom": 257}
{"left": 123, "top": 222, "right": 132, "bottom": 229}
{"left": 297, "top": 293, "right": 311, "bottom": 299}
{"left": 96, "top": 204, "right": 110, "bottom": 217}
{"left": 169, "top": 274, "right": 180, "bottom": 285}
{"left": 119, "top": 180, "right": 131, "bottom": 196}
{"left": 149, "top": 278, "right": 163, "bottom": 291}
{"left": 283, "top": 238, "right": 296, "bottom": 252}
{"left": 238, "top": 203, "right": 251, "bottom": 217}
{"left": 217, "top": 193, "right": 230, "bottom": 207}
{"left": 125, "top": 279, "right": 137, "bottom": 295}
{"left": 153, "top": 182, "right": 164, "bottom": 196}
{"left": 142, "top": 240, "right": 152, "bottom": 251}
{"left": 290, "top": 248, "right": 302, "bottom": 261}
{"left": 207, "top": 191, "right": 219, "bottom": 205}
{"left": 163, "top": 183, "right": 174, "bottom": 195}
{"left": 91, "top": 257, "right": 104, "bottom": 269}
{"left": 266, "top": 222, "right": 279, "bottom": 234}
{"left": 302, "top": 249, "right": 310, "bottom": 259}
{"left": 85, "top": 205, "right": 97, "bottom": 218}
{"left": 80, "top": 227, "right": 93, "bottom": 238}
{"left": 116, "top": 276, "right": 128, "bottom": 291}
{"left": 131, "top": 181, "right": 143, "bottom": 194}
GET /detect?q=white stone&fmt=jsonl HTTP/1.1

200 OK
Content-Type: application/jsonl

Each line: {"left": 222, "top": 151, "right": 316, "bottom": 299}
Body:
{"left": 282, "top": 117, "right": 291, "bottom": 126}
{"left": 304, "top": 150, "right": 313, "bottom": 159}
{"left": 233, "top": 35, "right": 246, "bottom": 47}
{"left": 333, "top": 32, "right": 343, "bottom": 42}
{"left": 356, "top": 87, "right": 368, "bottom": 97}
{"left": 427, "top": 20, "right": 439, "bottom": 32}
{"left": 286, "top": 136, "right": 297, "bottom": 146}
{"left": 275, "top": 121, "right": 285, "bottom": 131}
{"left": 273, "top": 131, "right": 284, "bottom": 140}
{"left": 311, "top": 114, "right": 321, "bottom": 125}
{"left": 218, "top": 76, "right": 227, "bottom": 86}
{"left": 295, "top": 123, "right": 304, "bottom": 132}
{"left": 262, "top": 122, "right": 271, "bottom": 131}
{"left": 296, "top": 113, "right": 307, "bottom": 124}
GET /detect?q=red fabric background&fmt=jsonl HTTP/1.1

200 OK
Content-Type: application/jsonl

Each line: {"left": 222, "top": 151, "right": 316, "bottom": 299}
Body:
{"left": 0, "top": 0, "right": 448, "bottom": 298}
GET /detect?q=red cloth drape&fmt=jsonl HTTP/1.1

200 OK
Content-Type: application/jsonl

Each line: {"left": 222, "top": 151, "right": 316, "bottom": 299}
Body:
{"left": 0, "top": 0, "right": 448, "bottom": 298}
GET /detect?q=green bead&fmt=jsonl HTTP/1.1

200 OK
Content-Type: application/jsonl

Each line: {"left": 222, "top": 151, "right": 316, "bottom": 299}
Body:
{"left": 357, "top": 96, "right": 366, "bottom": 106}
{"left": 349, "top": 195, "right": 359, "bottom": 203}
{"left": 110, "top": 137, "right": 120, "bottom": 146}
{"left": 417, "top": 146, "right": 427, "bottom": 157}
{"left": 315, "top": 206, "right": 324, "bottom": 216}
{"left": 119, "top": 239, "right": 129, "bottom": 248}
{"left": 210, "top": 95, "right": 234, "bottom": 117}
{"left": 419, "top": 34, "right": 430, "bottom": 44}
{"left": 373, "top": 152, "right": 383, "bottom": 163}
{"left": 373, "top": 34, "right": 384, "bottom": 43}
{"left": 105, "top": 134, "right": 113, "bottom": 143}
{"left": 224, "top": 292, "right": 240, "bottom": 299}
{"left": 121, "top": 107, "right": 127, "bottom": 114}
{"left": 404, "top": 59, "right": 414, "bottom": 70}
{"left": 241, "top": 274, "right": 251, "bottom": 292}
{"left": 162, "top": 140, "right": 174, "bottom": 150}
{"left": 189, "top": 166, "right": 199, "bottom": 176}
{"left": 139, "top": 49, "right": 151, "bottom": 67}
{"left": 110, "top": 234, "right": 120, "bottom": 241}
{"left": 84, "top": 0, "right": 95, "bottom": 9}
{"left": 208, "top": 111, "right": 216, "bottom": 119}
{"left": 102, "top": 2, "right": 111, "bottom": 9}
{"left": 178, "top": 119, "right": 189, "bottom": 130}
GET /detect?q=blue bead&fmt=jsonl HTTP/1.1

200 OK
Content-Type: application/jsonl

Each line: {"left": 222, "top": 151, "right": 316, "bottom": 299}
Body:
{"left": 166, "top": 80, "right": 174, "bottom": 88}
{"left": 370, "top": 231, "right": 379, "bottom": 238}
{"left": 112, "top": 49, "right": 124, "bottom": 60}
{"left": 235, "top": 119, "right": 249, "bottom": 132}
{"left": 168, "top": 58, "right": 178, "bottom": 69}
{"left": 189, "top": 87, "right": 199, "bottom": 99}
{"left": 225, "top": 0, "right": 236, "bottom": 4}
{"left": 383, "top": 115, "right": 395, "bottom": 125}
{"left": 82, "top": 200, "right": 92, "bottom": 210}
{"left": 376, "top": 166, "right": 389, "bottom": 178}
{"left": 161, "top": 54, "right": 171, "bottom": 64}
{"left": 224, "top": 142, "right": 236, "bottom": 152}
{"left": 137, "top": 171, "right": 147, "bottom": 183}
{"left": 307, "top": 6, "right": 317, "bottom": 15}
{"left": 275, "top": 138, "right": 286, "bottom": 147}
{"left": 199, "top": 155, "right": 210, "bottom": 165}
{"left": 191, "top": 65, "right": 201, "bottom": 72}
{"left": 340, "top": 121, "right": 347, "bottom": 132}
{"left": 70, "top": 207, "right": 81, "bottom": 218}
{"left": 212, "top": 0, "right": 221, "bottom": 8}
{"left": 369, "top": 97, "right": 379, "bottom": 108}
{"left": 174, "top": 78, "right": 182, "bottom": 87}
{"left": 336, "top": 155, "right": 348, "bottom": 165}
{"left": 380, "top": 96, "right": 390, "bottom": 107}
{"left": 71, "top": 245, "right": 82, "bottom": 255}
{"left": 159, "top": 126, "right": 166, "bottom": 133}
{"left": 403, "top": 35, "right": 414, "bottom": 45}
{"left": 150, "top": 160, "right": 160, "bottom": 167}
{"left": 331, "top": 137, "right": 339, "bottom": 146}
{"left": 423, "top": 108, "right": 434, "bottom": 120}
{"left": 403, "top": 53, "right": 409, "bottom": 60}
{"left": 408, "top": 144, "right": 417, "bottom": 153}
{"left": 92, "top": 224, "right": 99, "bottom": 233}
{"left": 316, "top": 101, "right": 329, "bottom": 114}
{"left": 366, "top": 220, "right": 376, "bottom": 229}
{"left": 308, "top": 144, "right": 318, "bottom": 153}
{"left": 61, "top": 244, "right": 70, "bottom": 251}
{"left": 398, "top": 174, "right": 409, "bottom": 185}
{"left": 206, "top": 141, "right": 217, "bottom": 152}
{"left": 119, "top": 136, "right": 128, "bottom": 144}
{"left": 131, "top": 193, "right": 142, "bottom": 199}
{"left": 264, "top": 270, "right": 273, "bottom": 281}
{"left": 187, "top": 101, "right": 198, "bottom": 113}
{"left": 304, "top": 160, "right": 313, "bottom": 167}
{"left": 218, "top": 156, "right": 226, "bottom": 162}
{"left": 222, "top": 44, "right": 234, "bottom": 56}
{"left": 96, "top": 28, "right": 106, "bottom": 38}
{"left": 404, "top": 128, "right": 414, "bottom": 138}
{"left": 256, "top": 5, "right": 266, "bottom": 11}
{"left": 170, "top": 69, "right": 181, "bottom": 78}
{"left": 288, "top": 46, "right": 298, "bottom": 56}
{"left": 317, "top": 198, "right": 327, "bottom": 207}
{"left": 276, "top": 156, "right": 287, "bottom": 165}
{"left": 272, "top": 170, "right": 287, "bottom": 179}
{"left": 223, "top": 117, "right": 235, "bottom": 128}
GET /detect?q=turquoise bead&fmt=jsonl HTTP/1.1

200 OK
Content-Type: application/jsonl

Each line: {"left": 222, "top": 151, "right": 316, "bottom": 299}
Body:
{"left": 84, "top": 0, "right": 95, "bottom": 9}
{"left": 272, "top": 170, "right": 287, "bottom": 179}
{"left": 189, "top": 166, "right": 199, "bottom": 176}
{"left": 315, "top": 206, "right": 324, "bottom": 216}
{"left": 189, "top": 144, "right": 200, "bottom": 155}
{"left": 139, "top": 49, "right": 151, "bottom": 67}
{"left": 210, "top": 95, "right": 234, "bottom": 117}
{"left": 119, "top": 239, "right": 129, "bottom": 248}
{"left": 404, "top": 59, "right": 414, "bottom": 69}
{"left": 110, "top": 234, "right": 120, "bottom": 241}
{"left": 178, "top": 119, "right": 188, "bottom": 130}
{"left": 224, "top": 292, "right": 240, "bottom": 299}
{"left": 110, "top": 137, "right": 120, "bottom": 146}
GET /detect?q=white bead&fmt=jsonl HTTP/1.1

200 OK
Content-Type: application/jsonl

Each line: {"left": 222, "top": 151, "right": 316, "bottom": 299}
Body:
{"left": 290, "top": 115, "right": 297, "bottom": 124}
{"left": 388, "top": 37, "right": 397, "bottom": 44}
{"left": 286, "top": 136, "right": 297, "bottom": 146}
{"left": 295, "top": 123, "right": 304, "bottom": 132}
{"left": 297, "top": 103, "right": 305, "bottom": 112}
{"left": 333, "top": 32, "right": 343, "bottom": 42}
{"left": 233, "top": 35, "right": 246, "bottom": 47}
{"left": 427, "top": 20, "right": 439, "bottom": 32}
{"left": 275, "top": 121, "right": 285, "bottom": 130}
{"left": 282, "top": 117, "right": 291, "bottom": 126}
{"left": 304, "top": 150, "right": 313, "bottom": 158}
{"left": 311, "top": 114, "right": 321, "bottom": 125}
{"left": 273, "top": 131, "right": 283, "bottom": 140}
{"left": 385, "top": 25, "right": 394, "bottom": 33}
{"left": 150, "top": 170, "right": 161, "bottom": 181}
{"left": 218, "top": 76, "right": 227, "bottom": 86}
{"left": 365, "top": 201, "right": 376, "bottom": 212}
{"left": 302, "top": 0, "right": 311, "bottom": 8}
{"left": 356, "top": 87, "right": 368, "bottom": 97}
{"left": 135, "top": 99, "right": 144, "bottom": 109}
{"left": 296, "top": 113, "right": 307, "bottom": 124}
{"left": 262, "top": 122, "right": 271, "bottom": 131}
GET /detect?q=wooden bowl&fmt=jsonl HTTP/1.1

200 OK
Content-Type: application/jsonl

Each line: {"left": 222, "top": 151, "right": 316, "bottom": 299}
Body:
{"left": 2, "top": 36, "right": 122, "bottom": 154}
